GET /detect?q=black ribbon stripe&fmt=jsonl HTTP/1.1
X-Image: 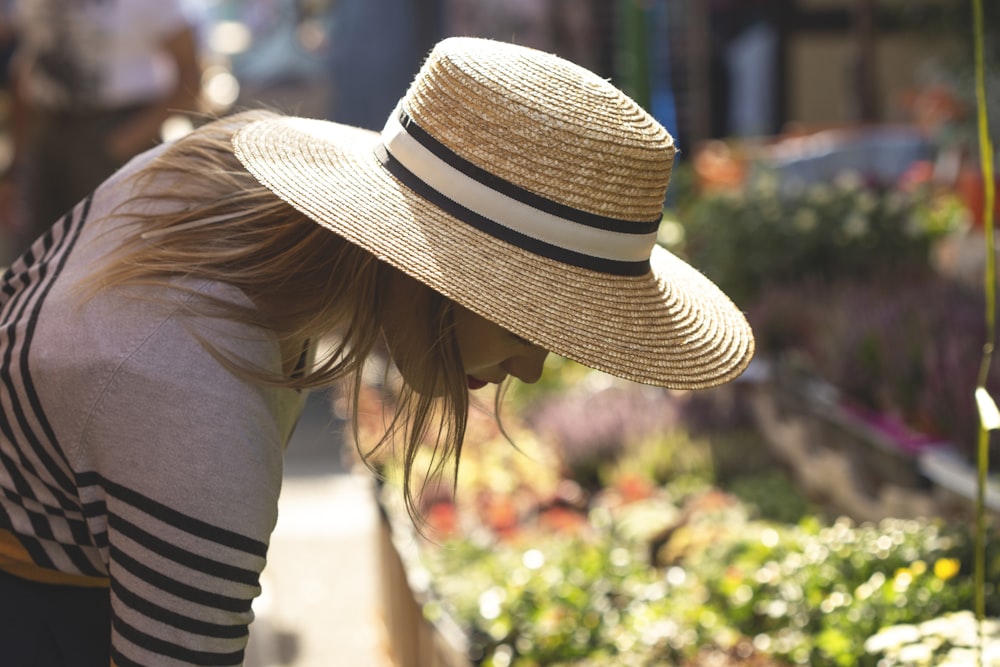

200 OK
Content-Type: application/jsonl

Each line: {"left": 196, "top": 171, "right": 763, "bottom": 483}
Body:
{"left": 375, "top": 143, "right": 651, "bottom": 276}
{"left": 396, "top": 108, "right": 661, "bottom": 235}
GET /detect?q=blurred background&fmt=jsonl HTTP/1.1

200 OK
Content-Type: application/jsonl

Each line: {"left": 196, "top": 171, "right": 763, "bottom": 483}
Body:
{"left": 0, "top": 0, "right": 993, "bottom": 251}
{"left": 0, "top": 1, "right": 998, "bottom": 666}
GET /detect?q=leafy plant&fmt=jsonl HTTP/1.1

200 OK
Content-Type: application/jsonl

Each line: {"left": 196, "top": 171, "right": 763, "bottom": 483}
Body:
{"left": 387, "top": 360, "right": 999, "bottom": 667}
{"left": 670, "top": 171, "right": 963, "bottom": 306}
{"left": 416, "top": 484, "right": 998, "bottom": 667}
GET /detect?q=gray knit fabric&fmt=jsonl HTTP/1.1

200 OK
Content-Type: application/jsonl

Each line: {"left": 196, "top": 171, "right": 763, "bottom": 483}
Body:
{"left": 0, "top": 145, "right": 307, "bottom": 665}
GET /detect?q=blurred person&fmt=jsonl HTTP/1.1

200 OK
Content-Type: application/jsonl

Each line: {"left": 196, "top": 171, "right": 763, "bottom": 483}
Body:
{"left": 0, "top": 37, "right": 753, "bottom": 665}
{"left": 0, "top": 0, "right": 201, "bottom": 262}
{"left": 708, "top": 0, "right": 780, "bottom": 138}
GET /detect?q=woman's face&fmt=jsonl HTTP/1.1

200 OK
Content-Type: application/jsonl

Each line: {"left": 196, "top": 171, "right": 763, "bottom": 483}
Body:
{"left": 380, "top": 268, "right": 549, "bottom": 392}
{"left": 452, "top": 304, "right": 549, "bottom": 390}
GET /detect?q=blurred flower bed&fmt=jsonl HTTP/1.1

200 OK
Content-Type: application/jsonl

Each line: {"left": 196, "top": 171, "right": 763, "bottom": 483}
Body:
{"left": 671, "top": 165, "right": 963, "bottom": 306}
{"left": 368, "top": 121, "right": 1000, "bottom": 665}
{"left": 668, "top": 146, "right": 997, "bottom": 468}
{"left": 372, "top": 362, "right": 1000, "bottom": 667}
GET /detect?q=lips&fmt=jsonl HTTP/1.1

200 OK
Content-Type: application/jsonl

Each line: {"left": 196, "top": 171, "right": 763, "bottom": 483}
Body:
{"left": 467, "top": 376, "right": 488, "bottom": 390}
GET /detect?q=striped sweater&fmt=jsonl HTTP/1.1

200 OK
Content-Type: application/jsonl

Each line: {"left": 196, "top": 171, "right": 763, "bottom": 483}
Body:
{"left": 0, "top": 147, "right": 306, "bottom": 665}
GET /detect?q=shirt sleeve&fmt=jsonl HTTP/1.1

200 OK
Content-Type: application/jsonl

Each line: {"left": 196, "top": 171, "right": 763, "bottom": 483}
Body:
{"left": 76, "top": 313, "right": 288, "bottom": 667}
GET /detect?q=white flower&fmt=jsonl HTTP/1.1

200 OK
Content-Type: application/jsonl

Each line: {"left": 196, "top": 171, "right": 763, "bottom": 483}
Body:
{"left": 864, "top": 623, "right": 921, "bottom": 654}
{"left": 522, "top": 548, "right": 545, "bottom": 570}
{"left": 753, "top": 171, "right": 780, "bottom": 199}
{"left": 807, "top": 184, "right": 833, "bottom": 206}
{"left": 919, "top": 610, "right": 974, "bottom": 638}
{"left": 478, "top": 586, "right": 506, "bottom": 620}
{"left": 793, "top": 208, "right": 818, "bottom": 232}
{"left": 843, "top": 212, "right": 869, "bottom": 239}
{"left": 897, "top": 641, "right": 934, "bottom": 664}
{"left": 856, "top": 191, "right": 878, "bottom": 214}
{"left": 939, "top": 648, "right": 981, "bottom": 667}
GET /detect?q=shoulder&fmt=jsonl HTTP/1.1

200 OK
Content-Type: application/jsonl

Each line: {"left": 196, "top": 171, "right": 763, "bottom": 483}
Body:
{"left": 31, "top": 276, "right": 285, "bottom": 459}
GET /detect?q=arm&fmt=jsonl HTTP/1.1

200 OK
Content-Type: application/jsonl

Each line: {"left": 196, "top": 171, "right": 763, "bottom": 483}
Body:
{"left": 79, "top": 314, "right": 289, "bottom": 666}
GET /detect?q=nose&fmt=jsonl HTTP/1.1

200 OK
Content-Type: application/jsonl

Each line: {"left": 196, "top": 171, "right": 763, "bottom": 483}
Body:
{"left": 504, "top": 345, "right": 549, "bottom": 384}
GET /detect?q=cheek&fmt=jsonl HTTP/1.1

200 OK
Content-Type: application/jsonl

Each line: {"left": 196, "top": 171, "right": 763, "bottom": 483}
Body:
{"left": 461, "top": 346, "right": 501, "bottom": 373}
{"left": 456, "top": 326, "right": 511, "bottom": 373}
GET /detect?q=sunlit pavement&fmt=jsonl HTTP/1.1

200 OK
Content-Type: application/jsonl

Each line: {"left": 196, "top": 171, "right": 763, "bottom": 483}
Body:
{"left": 246, "top": 390, "right": 393, "bottom": 667}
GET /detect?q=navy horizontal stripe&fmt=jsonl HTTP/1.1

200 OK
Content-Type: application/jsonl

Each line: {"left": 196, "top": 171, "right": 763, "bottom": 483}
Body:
{"left": 77, "top": 472, "right": 268, "bottom": 557}
{"left": 111, "top": 545, "right": 254, "bottom": 614}
{"left": 110, "top": 649, "right": 143, "bottom": 667}
{"left": 80, "top": 500, "right": 110, "bottom": 549}
{"left": 111, "top": 578, "right": 248, "bottom": 640}
{"left": 113, "top": 615, "right": 244, "bottom": 666}
{"left": 110, "top": 513, "right": 260, "bottom": 586}
{"left": 81, "top": 499, "right": 107, "bottom": 518}
{"left": 396, "top": 108, "right": 661, "bottom": 233}
{"left": 93, "top": 530, "right": 109, "bottom": 549}
{"left": 375, "top": 143, "right": 651, "bottom": 277}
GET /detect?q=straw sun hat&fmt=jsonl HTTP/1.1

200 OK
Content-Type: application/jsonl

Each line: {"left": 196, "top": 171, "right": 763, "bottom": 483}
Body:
{"left": 233, "top": 36, "right": 754, "bottom": 389}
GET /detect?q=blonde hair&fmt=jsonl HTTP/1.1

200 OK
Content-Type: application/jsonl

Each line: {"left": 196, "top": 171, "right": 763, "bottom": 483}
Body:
{"left": 90, "top": 109, "right": 470, "bottom": 522}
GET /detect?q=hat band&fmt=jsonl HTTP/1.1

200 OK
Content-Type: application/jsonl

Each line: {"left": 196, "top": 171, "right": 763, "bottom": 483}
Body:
{"left": 376, "top": 106, "right": 658, "bottom": 276}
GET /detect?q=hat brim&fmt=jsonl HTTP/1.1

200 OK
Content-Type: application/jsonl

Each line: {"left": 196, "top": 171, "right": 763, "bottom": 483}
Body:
{"left": 233, "top": 117, "right": 754, "bottom": 389}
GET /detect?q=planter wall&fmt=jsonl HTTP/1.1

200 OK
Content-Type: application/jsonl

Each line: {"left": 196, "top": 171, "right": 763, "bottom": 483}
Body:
{"left": 377, "top": 497, "right": 471, "bottom": 667}
{"left": 747, "top": 361, "right": 999, "bottom": 522}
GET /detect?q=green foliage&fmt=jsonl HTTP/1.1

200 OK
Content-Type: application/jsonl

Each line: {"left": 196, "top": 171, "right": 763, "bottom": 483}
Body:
{"left": 725, "top": 471, "right": 818, "bottom": 525}
{"left": 692, "top": 516, "right": 987, "bottom": 666}
{"left": 598, "top": 428, "right": 717, "bottom": 492}
{"left": 425, "top": 533, "right": 687, "bottom": 666}
{"left": 414, "top": 389, "right": 1000, "bottom": 667}
{"left": 502, "top": 355, "right": 594, "bottom": 411}
{"left": 670, "top": 171, "right": 964, "bottom": 306}
{"left": 419, "top": 494, "right": 997, "bottom": 667}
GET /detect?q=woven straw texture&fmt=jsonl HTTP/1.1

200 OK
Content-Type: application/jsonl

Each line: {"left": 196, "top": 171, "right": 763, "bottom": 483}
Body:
{"left": 233, "top": 37, "right": 754, "bottom": 389}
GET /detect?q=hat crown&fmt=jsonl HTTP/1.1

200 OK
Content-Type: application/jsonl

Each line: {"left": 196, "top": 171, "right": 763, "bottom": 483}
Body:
{"left": 231, "top": 36, "right": 753, "bottom": 388}
{"left": 402, "top": 38, "right": 675, "bottom": 225}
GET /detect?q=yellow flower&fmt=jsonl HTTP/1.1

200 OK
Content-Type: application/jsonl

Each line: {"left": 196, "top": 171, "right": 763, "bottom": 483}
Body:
{"left": 933, "top": 558, "right": 961, "bottom": 581}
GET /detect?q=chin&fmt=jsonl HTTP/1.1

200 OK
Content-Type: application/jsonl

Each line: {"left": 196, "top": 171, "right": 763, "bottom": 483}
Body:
{"left": 390, "top": 356, "right": 447, "bottom": 398}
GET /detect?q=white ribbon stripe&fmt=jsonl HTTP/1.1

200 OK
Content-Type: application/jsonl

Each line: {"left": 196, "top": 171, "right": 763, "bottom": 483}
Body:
{"left": 380, "top": 108, "right": 658, "bottom": 263}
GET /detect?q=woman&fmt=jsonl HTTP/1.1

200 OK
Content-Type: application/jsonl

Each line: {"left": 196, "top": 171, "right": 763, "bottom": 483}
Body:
{"left": 0, "top": 38, "right": 753, "bottom": 666}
